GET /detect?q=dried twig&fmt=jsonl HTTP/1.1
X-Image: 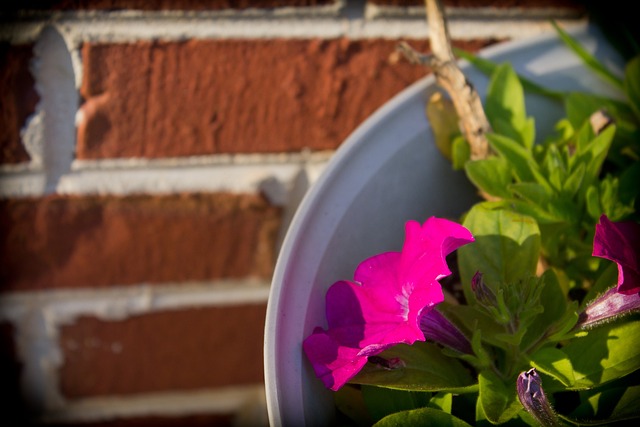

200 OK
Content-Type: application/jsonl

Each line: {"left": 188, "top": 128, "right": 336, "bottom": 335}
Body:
{"left": 400, "top": 0, "right": 492, "bottom": 161}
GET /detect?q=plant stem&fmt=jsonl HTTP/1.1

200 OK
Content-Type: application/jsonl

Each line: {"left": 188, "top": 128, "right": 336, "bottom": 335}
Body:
{"left": 423, "top": 0, "right": 492, "bottom": 160}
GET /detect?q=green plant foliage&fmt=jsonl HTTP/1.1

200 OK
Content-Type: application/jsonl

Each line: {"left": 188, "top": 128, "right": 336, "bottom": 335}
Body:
{"left": 485, "top": 64, "right": 536, "bottom": 148}
{"left": 458, "top": 203, "right": 540, "bottom": 295}
{"left": 562, "top": 320, "right": 640, "bottom": 389}
{"left": 361, "top": 386, "right": 430, "bottom": 423}
{"left": 350, "top": 342, "right": 477, "bottom": 392}
{"left": 331, "top": 20, "right": 640, "bottom": 427}
{"left": 625, "top": 56, "right": 640, "bottom": 119}
{"left": 568, "top": 382, "right": 640, "bottom": 424}
{"left": 478, "top": 370, "right": 523, "bottom": 424}
{"left": 373, "top": 407, "right": 473, "bottom": 427}
{"left": 550, "top": 20, "right": 624, "bottom": 91}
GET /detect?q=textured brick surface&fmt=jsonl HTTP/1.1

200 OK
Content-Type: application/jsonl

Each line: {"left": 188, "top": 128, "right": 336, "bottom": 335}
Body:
{"left": 370, "top": 0, "right": 584, "bottom": 7}
{"left": 46, "top": 414, "right": 235, "bottom": 427}
{"left": 59, "top": 304, "right": 266, "bottom": 397}
{"left": 0, "top": 43, "right": 38, "bottom": 165}
{"left": 0, "top": 193, "right": 281, "bottom": 292}
{"left": 77, "top": 38, "right": 493, "bottom": 159}
{"left": 7, "top": 0, "right": 334, "bottom": 11}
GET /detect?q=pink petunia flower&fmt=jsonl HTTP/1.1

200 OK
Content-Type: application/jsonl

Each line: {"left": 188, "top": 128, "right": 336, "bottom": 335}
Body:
{"left": 592, "top": 214, "right": 640, "bottom": 295}
{"left": 302, "top": 217, "right": 474, "bottom": 391}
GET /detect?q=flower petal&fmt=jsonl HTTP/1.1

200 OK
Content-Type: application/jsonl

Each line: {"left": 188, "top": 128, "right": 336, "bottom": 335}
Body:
{"left": 593, "top": 214, "right": 640, "bottom": 295}
{"left": 302, "top": 328, "right": 368, "bottom": 391}
{"left": 400, "top": 218, "right": 475, "bottom": 284}
{"left": 303, "top": 217, "right": 474, "bottom": 390}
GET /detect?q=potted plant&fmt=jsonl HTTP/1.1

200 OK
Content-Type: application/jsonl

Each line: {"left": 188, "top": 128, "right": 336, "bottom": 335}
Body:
{"left": 264, "top": 1, "right": 639, "bottom": 425}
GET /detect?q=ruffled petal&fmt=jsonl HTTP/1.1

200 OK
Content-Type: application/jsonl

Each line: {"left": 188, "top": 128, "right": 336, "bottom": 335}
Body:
{"left": 302, "top": 328, "right": 368, "bottom": 391}
{"left": 303, "top": 217, "right": 474, "bottom": 390}
{"left": 593, "top": 215, "right": 640, "bottom": 295}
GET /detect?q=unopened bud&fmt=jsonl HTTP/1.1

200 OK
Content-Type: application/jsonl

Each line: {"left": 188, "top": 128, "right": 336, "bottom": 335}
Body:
{"left": 576, "top": 286, "right": 640, "bottom": 330}
{"left": 517, "top": 368, "right": 560, "bottom": 426}
{"left": 420, "top": 309, "right": 472, "bottom": 354}
{"left": 471, "top": 271, "right": 496, "bottom": 305}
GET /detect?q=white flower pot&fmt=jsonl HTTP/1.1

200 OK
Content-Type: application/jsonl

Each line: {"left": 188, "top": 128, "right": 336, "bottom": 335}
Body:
{"left": 264, "top": 24, "right": 622, "bottom": 427}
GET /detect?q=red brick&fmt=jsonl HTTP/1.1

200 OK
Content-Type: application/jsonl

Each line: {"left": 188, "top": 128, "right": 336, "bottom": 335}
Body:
{"left": 59, "top": 304, "right": 266, "bottom": 397}
{"left": 13, "top": 0, "right": 334, "bottom": 11}
{"left": 0, "top": 193, "right": 281, "bottom": 292}
{"left": 45, "top": 413, "right": 235, "bottom": 427}
{"left": 369, "top": 0, "right": 584, "bottom": 8}
{"left": 77, "top": 38, "right": 494, "bottom": 159}
{"left": 0, "top": 43, "right": 39, "bottom": 165}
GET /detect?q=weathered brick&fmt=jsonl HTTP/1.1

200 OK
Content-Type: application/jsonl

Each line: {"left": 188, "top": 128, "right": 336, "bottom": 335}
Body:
{"left": 0, "top": 193, "right": 281, "bottom": 292}
{"left": 368, "top": 0, "right": 584, "bottom": 8}
{"left": 59, "top": 304, "right": 266, "bottom": 397}
{"left": 10, "top": 0, "right": 335, "bottom": 11}
{"left": 45, "top": 413, "right": 235, "bottom": 427}
{"left": 0, "top": 43, "right": 39, "bottom": 165}
{"left": 77, "top": 38, "right": 494, "bottom": 159}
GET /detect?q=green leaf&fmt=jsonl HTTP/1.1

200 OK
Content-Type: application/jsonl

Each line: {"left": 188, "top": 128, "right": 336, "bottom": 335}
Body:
{"left": 562, "top": 162, "right": 586, "bottom": 198}
{"left": 506, "top": 199, "right": 564, "bottom": 225}
{"left": 585, "top": 185, "right": 602, "bottom": 221}
{"left": 453, "top": 48, "right": 565, "bottom": 100}
{"left": 374, "top": 407, "right": 473, "bottom": 427}
{"left": 564, "top": 92, "right": 633, "bottom": 132}
{"left": 551, "top": 20, "right": 624, "bottom": 91}
{"left": 448, "top": 305, "right": 509, "bottom": 349}
{"left": 458, "top": 203, "right": 541, "bottom": 299}
{"left": 351, "top": 342, "right": 477, "bottom": 392}
{"left": 427, "top": 91, "right": 460, "bottom": 161}
{"left": 335, "top": 385, "right": 374, "bottom": 427}
{"left": 452, "top": 136, "right": 471, "bottom": 170}
{"left": 546, "top": 194, "right": 581, "bottom": 224}
{"left": 509, "top": 182, "right": 551, "bottom": 206}
{"left": 625, "top": 55, "right": 640, "bottom": 119}
{"left": 464, "top": 157, "right": 512, "bottom": 198}
{"left": 598, "top": 175, "right": 636, "bottom": 221}
{"left": 429, "top": 392, "right": 453, "bottom": 413}
{"left": 478, "top": 370, "right": 522, "bottom": 424}
{"left": 487, "top": 133, "right": 550, "bottom": 189}
{"left": 361, "top": 385, "right": 430, "bottom": 423}
{"left": 530, "top": 347, "right": 575, "bottom": 387}
{"left": 486, "top": 63, "right": 535, "bottom": 148}
{"left": 575, "top": 125, "right": 616, "bottom": 188}
{"left": 542, "top": 144, "right": 567, "bottom": 191}
{"left": 618, "top": 160, "right": 640, "bottom": 205}
{"left": 611, "top": 385, "right": 640, "bottom": 420}
{"left": 569, "top": 385, "right": 640, "bottom": 423}
{"left": 562, "top": 320, "right": 640, "bottom": 389}
{"left": 521, "top": 269, "right": 571, "bottom": 349}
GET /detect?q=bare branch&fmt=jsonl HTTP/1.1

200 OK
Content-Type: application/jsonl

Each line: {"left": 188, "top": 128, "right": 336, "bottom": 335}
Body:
{"left": 401, "top": 0, "right": 492, "bottom": 161}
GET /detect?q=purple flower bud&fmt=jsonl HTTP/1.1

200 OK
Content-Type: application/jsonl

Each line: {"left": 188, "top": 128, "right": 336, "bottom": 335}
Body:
{"left": 471, "top": 271, "right": 496, "bottom": 305}
{"left": 419, "top": 309, "right": 472, "bottom": 354}
{"left": 576, "top": 286, "right": 640, "bottom": 330}
{"left": 517, "top": 368, "right": 560, "bottom": 427}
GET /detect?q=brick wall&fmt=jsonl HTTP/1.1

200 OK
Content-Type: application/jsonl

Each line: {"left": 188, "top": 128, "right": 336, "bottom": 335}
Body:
{"left": 1, "top": 1, "right": 586, "bottom": 426}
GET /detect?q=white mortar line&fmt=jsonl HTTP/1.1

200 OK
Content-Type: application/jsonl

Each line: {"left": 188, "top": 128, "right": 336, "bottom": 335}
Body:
{"left": 0, "top": 280, "right": 272, "bottom": 322}
{"left": 2, "top": 9, "right": 587, "bottom": 44}
{"left": 35, "top": 26, "right": 78, "bottom": 194}
{"left": 0, "top": 281, "right": 271, "bottom": 415}
{"left": 0, "top": 170, "right": 46, "bottom": 196}
{"left": 366, "top": 4, "right": 586, "bottom": 20}
{"left": 0, "top": 152, "right": 331, "bottom": 200}
{"left": 41, "top": 385, "right": 267, "bottom": 424}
